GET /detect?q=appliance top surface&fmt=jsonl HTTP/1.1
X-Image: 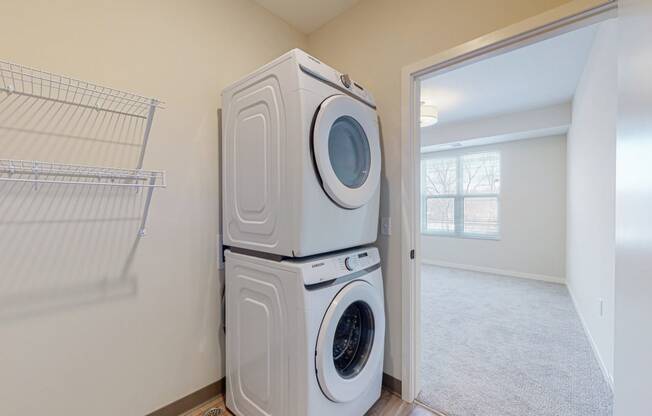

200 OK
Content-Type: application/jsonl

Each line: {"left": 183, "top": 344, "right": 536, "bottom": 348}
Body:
{"left": 293, "top": 49, "right": 375, "bottom": 107}
{"left": 222, "top": 48, "right": 375, "bottom": 107}
{"left": 224, "top": 246, "right": 380, "bottom": 287}
{"left": 285, "top": 246, "right": 380, "bottom": 286}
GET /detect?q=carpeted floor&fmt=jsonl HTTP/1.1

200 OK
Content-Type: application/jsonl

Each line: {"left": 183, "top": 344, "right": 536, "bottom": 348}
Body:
{"left": 418, "top": 265, "right": 613, "bottom": 416}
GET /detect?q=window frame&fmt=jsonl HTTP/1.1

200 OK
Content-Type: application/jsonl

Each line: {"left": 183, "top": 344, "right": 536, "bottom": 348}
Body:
{"left": 420, "top": 150, "right": 501, "bottom": 240}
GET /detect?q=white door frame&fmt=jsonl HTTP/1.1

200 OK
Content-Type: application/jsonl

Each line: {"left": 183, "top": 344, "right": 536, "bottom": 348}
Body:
{"left": 399, "top": 0, "right": 617, "bottom": 402}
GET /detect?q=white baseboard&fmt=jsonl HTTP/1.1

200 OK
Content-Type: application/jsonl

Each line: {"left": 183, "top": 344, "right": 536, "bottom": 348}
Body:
{"left": 567, "top": 285, "right": 615, "bottom": 391}
{"left": 421, "top": 259, "right": 565, "bottom": 284}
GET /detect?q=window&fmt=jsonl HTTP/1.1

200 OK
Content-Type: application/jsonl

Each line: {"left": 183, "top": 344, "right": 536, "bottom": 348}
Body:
{"left": 421, "top": 151, "right": 500, "bottom": 238}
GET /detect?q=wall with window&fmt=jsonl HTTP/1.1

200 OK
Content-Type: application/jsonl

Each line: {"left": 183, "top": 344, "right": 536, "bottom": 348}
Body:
{"left": 421, "top": 135, "right": 567, "bottom": 281}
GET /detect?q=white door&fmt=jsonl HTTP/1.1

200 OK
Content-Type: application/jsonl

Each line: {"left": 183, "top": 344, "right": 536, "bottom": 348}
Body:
{"left": 315, "top": 280, "right": 385, "bottom": 403}
{"left": 313, "top": 95, "right": 381, "bottom": 209}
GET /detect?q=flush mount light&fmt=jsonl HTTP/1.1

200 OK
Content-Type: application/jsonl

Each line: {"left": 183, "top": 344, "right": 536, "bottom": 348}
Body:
{"left": 420, "top": 102, "right": 438, "bottom": 127}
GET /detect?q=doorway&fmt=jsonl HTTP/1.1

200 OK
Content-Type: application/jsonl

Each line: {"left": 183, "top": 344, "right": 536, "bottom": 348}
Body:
{"left": 400, "top": 1, "right": 618, "bottom": 414}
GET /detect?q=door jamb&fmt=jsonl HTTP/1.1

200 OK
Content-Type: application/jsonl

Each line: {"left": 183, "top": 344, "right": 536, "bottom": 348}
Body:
{"left": 399, "top": 0, "right": 618, "bottom": 402}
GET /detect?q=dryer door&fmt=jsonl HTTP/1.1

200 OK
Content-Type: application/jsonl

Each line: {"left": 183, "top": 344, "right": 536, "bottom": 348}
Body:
{"left": 315, "top": 280, "right": 385, "bottom": 403}
{"left": 313, "top": 95, "right": 381, "bottom": 209}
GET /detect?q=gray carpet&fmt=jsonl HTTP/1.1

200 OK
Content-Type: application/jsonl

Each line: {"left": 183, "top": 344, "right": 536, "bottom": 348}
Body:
{"left": 418, "top": 265, "right": 613, "bottom": 416}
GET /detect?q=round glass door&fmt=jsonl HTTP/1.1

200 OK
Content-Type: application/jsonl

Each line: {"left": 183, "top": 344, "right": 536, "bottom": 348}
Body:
{"left": 315, "top": 280, "right": 385, "bottom": 403}
{"left": 332, "top": 301, "right": 375, "bottom": 379}
{"left": 313, "top": 95, "right": 381, "bottom": 209}
{"left": 328, "top": 116, "right": 371, "bottom": 189}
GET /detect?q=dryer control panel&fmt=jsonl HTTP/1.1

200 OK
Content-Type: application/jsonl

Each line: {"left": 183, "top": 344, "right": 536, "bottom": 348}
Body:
{"left": 294, "top": 49, "right": 376, "bottom": 108}
{"left": 297, "top": 247, "right": 380, "bottom": 286}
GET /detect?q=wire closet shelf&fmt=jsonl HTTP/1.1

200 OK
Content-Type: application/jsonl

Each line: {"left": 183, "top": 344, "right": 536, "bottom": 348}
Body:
{"left": 0, "top": 159, "right": 165, "bottom": 188}
{"left": 0, "top": 60, "right": 163, "bottom": 119}
{"left": 0, "top": 59, "right": 166, "bottom": 237}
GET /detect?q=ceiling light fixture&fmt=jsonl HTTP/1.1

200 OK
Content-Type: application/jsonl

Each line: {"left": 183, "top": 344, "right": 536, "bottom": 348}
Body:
{"left": 420, "top": 102, "right": 438, "bottom": 127}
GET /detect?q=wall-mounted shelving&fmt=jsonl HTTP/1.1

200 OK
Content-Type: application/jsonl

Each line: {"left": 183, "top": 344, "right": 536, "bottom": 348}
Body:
{"left": 0, "top": 159, "right": 165, "bottom": 188}
{"left": 0, "top": 60, "right": 161, "bottom": 119}
{"left": 0, "top": 59, "right": 166, "bottom": 237}
{"left": 0, "top": 60, "right": 163, "bottom": 170}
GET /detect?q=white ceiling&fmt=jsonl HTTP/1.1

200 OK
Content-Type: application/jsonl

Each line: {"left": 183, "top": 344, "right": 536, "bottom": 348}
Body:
{"left": 253, "top": 0, "right": 360, "bottom": 34}
{"left": 420, "top": 24, "right": 598, "bottom": 126}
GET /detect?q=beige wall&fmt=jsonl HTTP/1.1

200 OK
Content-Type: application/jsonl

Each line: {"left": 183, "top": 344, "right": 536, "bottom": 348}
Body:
{"left": 567, "top": 19, "right": 616, "bottom": 383}
{"left": 308, "top": 0, "right": 573, "bottom": 378}
{"left": 0, "top": 0, "right": 604, "bottom": 411}
{"left": 0, "top": 1, "right": 306, "bottom": 415}
{"left": 422, "top": 136, "right": 567, "bottom": 281}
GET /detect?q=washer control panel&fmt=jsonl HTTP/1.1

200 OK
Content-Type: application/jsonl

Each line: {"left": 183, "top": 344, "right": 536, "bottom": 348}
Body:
{"left": 344, "top": 256, "right": 357, "bottom": 271}
{"left": 300, "top": 247, "right": 380, "bottom": 286}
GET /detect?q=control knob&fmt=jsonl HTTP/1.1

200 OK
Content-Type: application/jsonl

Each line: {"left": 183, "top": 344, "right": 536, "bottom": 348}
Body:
{"left": 344, "top": 256, "right": 357, "bottom": 271}
{"left": 340, "top": 74, "right": 352, "bottom": 88}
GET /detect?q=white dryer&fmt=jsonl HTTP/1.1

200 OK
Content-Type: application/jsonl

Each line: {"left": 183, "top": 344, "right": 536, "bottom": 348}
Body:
{"left": 221, "top": 49, "right": 381, "bottom": 257}
{"left": 225, "top": 246, "right": 385, "bottom": 416}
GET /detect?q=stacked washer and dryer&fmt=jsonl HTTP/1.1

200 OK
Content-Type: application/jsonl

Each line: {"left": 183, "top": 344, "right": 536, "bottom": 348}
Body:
{"left": 221, "top": 49, "right": 385, "bottom": 416}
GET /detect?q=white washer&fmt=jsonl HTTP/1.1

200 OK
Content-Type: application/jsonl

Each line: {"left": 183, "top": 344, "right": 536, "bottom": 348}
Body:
{"left": 221, "top": 49, "right": 381, "bottom": 257}
{"left": 225, "top": 246, "right": 385, "bottom": 416}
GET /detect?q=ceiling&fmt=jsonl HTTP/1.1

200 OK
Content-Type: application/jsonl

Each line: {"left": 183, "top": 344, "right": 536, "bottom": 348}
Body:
{"left": 420, "top": 24, "right": 598, "bottom": 126}
{"left": 253, "top": 0, "right": 360, "bottom": 34}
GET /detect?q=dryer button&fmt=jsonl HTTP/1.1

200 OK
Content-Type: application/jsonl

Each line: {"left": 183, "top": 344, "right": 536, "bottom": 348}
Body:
{"left": 340, "top": 74, "right": 352, "bottom": 88}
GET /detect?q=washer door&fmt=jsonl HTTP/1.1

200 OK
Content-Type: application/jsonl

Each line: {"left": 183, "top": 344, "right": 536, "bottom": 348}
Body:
{"left": 313, "top": 95, "right": 381, "bottom": 209}
{"left": 315, "top": 280, "right": 385, "bottom": 403}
